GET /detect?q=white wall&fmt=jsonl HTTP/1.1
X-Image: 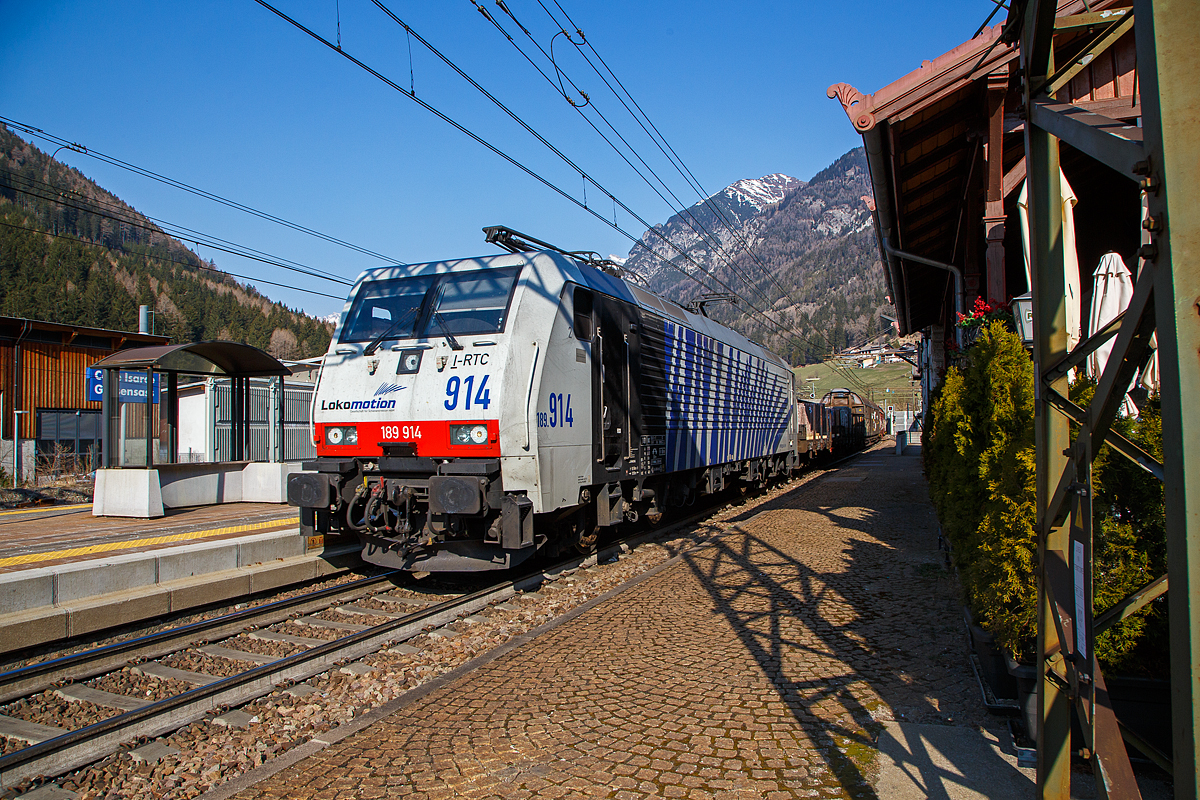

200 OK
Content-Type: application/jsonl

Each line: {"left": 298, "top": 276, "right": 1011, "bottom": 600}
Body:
{"left": 176, "top": 389, "right": 208, "bottom": 462}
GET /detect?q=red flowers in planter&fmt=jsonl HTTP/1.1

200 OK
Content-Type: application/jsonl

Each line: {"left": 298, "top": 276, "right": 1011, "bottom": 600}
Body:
{"left": 957, "top": 297, "right": 1012, "bottom": 329}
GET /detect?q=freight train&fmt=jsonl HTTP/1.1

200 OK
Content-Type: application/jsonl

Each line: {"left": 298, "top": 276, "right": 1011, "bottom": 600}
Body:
{"left": 288, "top": 227, "right": 881, "bottom": 572}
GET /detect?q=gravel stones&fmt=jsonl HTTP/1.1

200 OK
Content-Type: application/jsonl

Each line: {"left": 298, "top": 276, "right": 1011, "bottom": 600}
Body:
{"left": 0, "top": 694, "right": 119, "bottom": 732}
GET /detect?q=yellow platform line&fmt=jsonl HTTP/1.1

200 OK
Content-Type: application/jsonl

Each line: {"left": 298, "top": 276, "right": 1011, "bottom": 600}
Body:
{"left": 0, "top": 517, "right": 300, "bottom": 569}
{"left": 0, "top": 503, "right": 92, "bottom": 517}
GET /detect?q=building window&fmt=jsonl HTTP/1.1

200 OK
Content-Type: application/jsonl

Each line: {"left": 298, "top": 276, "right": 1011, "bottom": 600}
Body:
{"left": 36, "top": 409, "right": 102, "bottom": 475}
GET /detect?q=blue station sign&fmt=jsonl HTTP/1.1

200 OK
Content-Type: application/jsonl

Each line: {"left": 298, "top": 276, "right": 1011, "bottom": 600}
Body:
{"left": 85, "top": 368, "right": 161, "bottom": 402}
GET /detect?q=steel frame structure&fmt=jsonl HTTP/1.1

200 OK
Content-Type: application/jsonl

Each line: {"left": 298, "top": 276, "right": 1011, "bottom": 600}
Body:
{"left": 1021, "top": 0, "right": 1199, "bottom": 796}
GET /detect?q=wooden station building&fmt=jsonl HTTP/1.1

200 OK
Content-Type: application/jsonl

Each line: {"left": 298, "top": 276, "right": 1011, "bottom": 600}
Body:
{"left": 0, "top": 316, "right": 168, "bottom": 482}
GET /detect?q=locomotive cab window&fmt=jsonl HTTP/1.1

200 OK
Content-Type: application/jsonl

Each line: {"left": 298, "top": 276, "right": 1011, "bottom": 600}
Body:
{"left": 340, "top": 274, "right": 435, "bottom": 344}
{"left": 340, "top": 267, "right": 521, "bottom": 345}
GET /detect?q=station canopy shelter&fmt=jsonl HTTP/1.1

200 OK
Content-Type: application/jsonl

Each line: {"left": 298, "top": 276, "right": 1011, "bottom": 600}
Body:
{"left": 89, "top": 341, "right": 288, "bottom": 470}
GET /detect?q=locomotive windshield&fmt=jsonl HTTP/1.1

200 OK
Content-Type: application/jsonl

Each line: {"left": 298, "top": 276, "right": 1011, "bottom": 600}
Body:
{"left": 340, "top": 267, "right": 521, "bottom": 345}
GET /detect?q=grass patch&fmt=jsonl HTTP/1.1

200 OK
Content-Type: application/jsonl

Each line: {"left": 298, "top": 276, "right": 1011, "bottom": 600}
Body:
{"left": 794, "top": 361, "right": 920, "bottom": 410}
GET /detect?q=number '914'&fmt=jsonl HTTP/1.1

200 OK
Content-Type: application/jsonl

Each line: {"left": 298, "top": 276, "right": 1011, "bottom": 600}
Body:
{"left": 537, "top": 393, "right": 573, "bottom": 428}
{"left": 444, "top": 375, "right": 491, "bottom": 411}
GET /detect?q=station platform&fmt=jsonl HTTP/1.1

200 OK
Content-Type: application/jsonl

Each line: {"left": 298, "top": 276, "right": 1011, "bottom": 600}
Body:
{"left": 0, "top": 502, "right": 359, "bottom": 655}
{"left": 208, "top": 442, "right": 1064, "bottom": 800}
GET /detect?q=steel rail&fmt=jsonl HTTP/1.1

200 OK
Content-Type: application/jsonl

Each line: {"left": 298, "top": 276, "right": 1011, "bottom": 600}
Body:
{"left": 0, "top": 572, "right": 401, "bottom": 704}
{"left": 0, "top": 574, "right": 526, "bottom": 790}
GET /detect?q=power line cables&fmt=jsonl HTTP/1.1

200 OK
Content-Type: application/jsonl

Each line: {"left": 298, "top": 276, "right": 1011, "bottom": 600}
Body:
{"left": 1, "top": 167, "right": 353, "bottom": 287}
{"left": 0, "top": 115, "right": 401, "bottom": 265}
{"left": 250, "top": 0, "right": 868, "bottom": 390}
{"left": 521, "top": 2, "right": 874, "bottom": 386}
{"left": 350, "top": 2, "right": 854, "bottom": 378}
{"left": 474, "top": 0, "right": 787, "bottom": 319}
{"left": 0, "top": 218, "right": 345, "bottom": 301}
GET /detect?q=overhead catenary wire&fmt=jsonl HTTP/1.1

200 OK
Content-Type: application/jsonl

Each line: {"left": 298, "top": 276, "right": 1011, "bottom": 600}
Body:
{"left": 473, "top": 1, "right": 786, "bottom": 318}
{"left": 251, "top": 0, "right": 725, "bottom": 292}
{"left": 0, "top": 115, "right": 402, "bottom": 265}
{"left": 365, "top": 1, "right": 863, "bottom": 385}
{"left": 367, "top": 0, "right": 763, "bottom": 305}
{"left": 528, "top": 0, "right": 878, "bottom": 394}
{"left": 0, "top": 169, "right": 354, "bottom": 287}
{"left": 372, "top": 0, "right": 794, "bottom": 331}
{"left": 534, "top": 1, "right": 876, "bottom": 348}
{"left": 0, "top": 218, "right": 346, "bottom": 301}
{"left": 252, "top": 0, "right": 867, "bottom": 391}
{"left": 534, "top": 2, "right": 875, "bottom": 391}
{"left": 520, "top": 0, "right": 874, "bottom": 387}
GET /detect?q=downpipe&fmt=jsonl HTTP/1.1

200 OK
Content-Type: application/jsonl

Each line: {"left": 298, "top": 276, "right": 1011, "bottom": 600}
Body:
{"left": 882, "top": 238, "right": 966, "bottom": 348}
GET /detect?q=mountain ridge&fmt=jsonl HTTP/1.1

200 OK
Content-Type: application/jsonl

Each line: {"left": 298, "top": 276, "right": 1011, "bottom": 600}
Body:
{"left": 0, "top": 126, "right": 333, "bottom": 359}
{"left": 624, "top": 147, "right": 888, "bottom": 365}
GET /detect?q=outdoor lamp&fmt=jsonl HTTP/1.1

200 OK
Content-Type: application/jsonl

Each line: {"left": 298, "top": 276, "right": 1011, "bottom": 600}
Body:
{"left": 1011, "top": 292, "right": 1034, "bottom": 347}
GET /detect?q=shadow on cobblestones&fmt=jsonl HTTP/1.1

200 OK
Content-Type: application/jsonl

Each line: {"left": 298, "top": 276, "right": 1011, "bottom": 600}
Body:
{"left": 679, "top": 459, "right": 1014, "bottom": 799}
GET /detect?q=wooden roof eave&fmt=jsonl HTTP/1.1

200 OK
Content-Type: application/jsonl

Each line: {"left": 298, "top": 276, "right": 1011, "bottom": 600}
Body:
{"left": 827, "top": 24, "right": 1016, "bottom": 137}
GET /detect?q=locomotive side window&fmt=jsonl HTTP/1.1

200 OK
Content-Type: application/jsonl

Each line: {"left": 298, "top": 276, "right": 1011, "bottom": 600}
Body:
{"left": 339, "top": 267, "right": 521, "bottom": 344}
{"left": 573, "top": 287, "right": 593, "bottom": 340}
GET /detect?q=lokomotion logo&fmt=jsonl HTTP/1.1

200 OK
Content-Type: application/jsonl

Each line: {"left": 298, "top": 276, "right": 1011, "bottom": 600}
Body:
{"left": 374, "top": 383, "right": 407, "bottom": 396}
{"left": 320, "top": 397, "right": 398, "bottom": 411}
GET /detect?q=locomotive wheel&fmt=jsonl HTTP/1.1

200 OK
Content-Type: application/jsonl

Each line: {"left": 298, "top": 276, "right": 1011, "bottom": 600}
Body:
{"left": 572, "top": 506, "right": 599, "bottom": 555}
{"left": 575, "top": 527, "right": 599, "bottom": 555}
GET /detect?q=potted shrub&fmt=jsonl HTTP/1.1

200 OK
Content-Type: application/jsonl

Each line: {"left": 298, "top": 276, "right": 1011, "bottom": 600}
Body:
{"left": 924, "top": 318, "right": 1168, "bottom": 741}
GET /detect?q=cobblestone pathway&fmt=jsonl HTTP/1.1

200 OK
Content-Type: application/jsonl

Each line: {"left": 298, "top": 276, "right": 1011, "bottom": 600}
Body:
{"left": 233, "top": 446, "right": 994, "bottom": 799}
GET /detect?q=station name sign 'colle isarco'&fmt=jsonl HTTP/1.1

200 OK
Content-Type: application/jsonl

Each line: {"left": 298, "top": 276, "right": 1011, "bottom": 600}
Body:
{"left": 85, "top": 368, "right": 162, "bottom": 402}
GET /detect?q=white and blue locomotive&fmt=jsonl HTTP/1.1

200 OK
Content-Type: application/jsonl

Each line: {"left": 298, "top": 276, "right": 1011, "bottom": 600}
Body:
{"left": 287, "top": 229, "right": 799, "bottom": 571}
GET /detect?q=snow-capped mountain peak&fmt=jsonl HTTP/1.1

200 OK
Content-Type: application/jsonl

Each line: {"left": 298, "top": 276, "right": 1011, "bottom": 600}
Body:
{"left": 719, "top": 173, "right": 801, "bottom": 211}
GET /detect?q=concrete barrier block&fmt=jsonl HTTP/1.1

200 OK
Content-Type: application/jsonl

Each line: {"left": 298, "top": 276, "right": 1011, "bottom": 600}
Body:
{"left": 237, "top": 531, "right": 304, "bottom": 566}
{"left": 55, "top": 558, "right": 158, "bottom": 603}
{"left": 242, "top": 462, "right": 303, "bottom": 503}
{"left": 168, "top": 571, "right": 252, "bottom": 612}
{"left": 0, "top": 571, "right": 55, "bottom": 615}
{"left": 158, "top": 463, "right": 245, "bottom": 508}
{"left": 67, "top": 590, "right": 170, "bottom": 637}
{"left": 92, "top": 469, "right": 165, "bottom": 518}
{"left": 156, "top": 540, "right": 241, "bottom": 583}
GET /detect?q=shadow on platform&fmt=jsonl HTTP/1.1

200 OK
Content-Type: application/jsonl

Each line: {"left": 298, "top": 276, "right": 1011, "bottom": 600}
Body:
{"left": 673, "top": 449, "right": 1030, "bottom": 799}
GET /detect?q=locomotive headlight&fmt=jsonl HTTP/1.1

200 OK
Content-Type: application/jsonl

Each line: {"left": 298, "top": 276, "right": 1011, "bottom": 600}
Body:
{"left": 325, "top": 426, "right": 357, "bottom": 445}
{"left": 450, "top": 424, "right": 489, "bottom": 445}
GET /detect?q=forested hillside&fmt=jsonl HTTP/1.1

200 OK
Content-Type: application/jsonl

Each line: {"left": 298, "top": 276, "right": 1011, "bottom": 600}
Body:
{"left": 626, "top": 148, "right": 889, "bottom": 365}
{"left": 0, "top": 127, "right": 332, "bottom": 358}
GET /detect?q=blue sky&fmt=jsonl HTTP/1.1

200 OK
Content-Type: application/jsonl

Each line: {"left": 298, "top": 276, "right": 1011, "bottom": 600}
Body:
{"left": 2, "top": 1, "right": 993, "bottom": 318}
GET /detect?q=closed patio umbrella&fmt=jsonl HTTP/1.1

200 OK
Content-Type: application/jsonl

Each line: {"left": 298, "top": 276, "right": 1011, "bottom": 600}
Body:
{"left": 1087, "top": 252, "right": 1137, "bottom": 416}
{"left": 1019, "top": 171, "right": 1082, "bottom": 354}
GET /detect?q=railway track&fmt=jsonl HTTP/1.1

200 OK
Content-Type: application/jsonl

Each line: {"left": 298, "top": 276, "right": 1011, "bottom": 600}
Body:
{"left": 0, "top": 450, "right": 872, "bottom": 795}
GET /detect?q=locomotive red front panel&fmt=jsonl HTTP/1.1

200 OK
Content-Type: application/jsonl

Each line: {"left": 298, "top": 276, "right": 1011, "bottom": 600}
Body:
{"left": 317, "top": 419, "right": 500, "bottom": 458}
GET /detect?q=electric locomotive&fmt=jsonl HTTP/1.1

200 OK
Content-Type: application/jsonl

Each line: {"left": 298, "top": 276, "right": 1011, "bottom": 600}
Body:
{"left": 287, "top": 227, "right": 799, "bottom": 572}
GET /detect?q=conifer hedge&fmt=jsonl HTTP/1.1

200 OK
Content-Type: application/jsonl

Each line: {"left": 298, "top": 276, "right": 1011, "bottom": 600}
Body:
{"left": 924, "top": 320, "right": 1164, "bottom": 670}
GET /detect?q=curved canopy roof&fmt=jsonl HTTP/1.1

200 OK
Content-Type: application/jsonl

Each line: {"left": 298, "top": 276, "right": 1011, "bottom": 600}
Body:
{"left": 89, "top": 341, "right": 288, "bottom": 377}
